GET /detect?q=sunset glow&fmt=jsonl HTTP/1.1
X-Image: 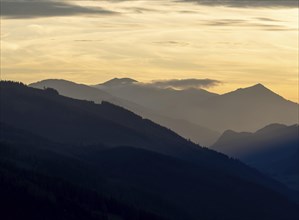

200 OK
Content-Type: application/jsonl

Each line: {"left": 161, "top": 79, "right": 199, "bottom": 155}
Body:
{"left": 1, "top": 0, "right": 298, "bottom": 102}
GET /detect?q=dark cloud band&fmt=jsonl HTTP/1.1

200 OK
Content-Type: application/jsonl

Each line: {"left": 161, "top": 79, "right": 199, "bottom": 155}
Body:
{"left": 0, "top": 1, "right": 117, "bottom": 19}
{"left": 178, "top": 0, "right": 298, "bottom": 8}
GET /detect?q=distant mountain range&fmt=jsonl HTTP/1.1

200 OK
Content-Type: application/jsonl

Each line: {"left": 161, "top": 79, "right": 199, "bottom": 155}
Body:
{"left": 94, "top": 78, "right": 298, "bottom": 133}
{"left": 1, "top": 81, "right": 298, "bottom": 220}
{"left": 101, "top": 77, "right": 138, "bottom": 87}
{"left": 28, "top": 78, "right": 299, "bottom": 190}
{"left": 30, "top": 78, "right": 298, "bottom": 145}
{"left": 196, "top": 84, "right": 298, "bottom": 132}
{"left": 212, "top": 124, "right": 299, "bottom": 190}
{"left": 30, "top": 79, "right": 220, "bottom": 146}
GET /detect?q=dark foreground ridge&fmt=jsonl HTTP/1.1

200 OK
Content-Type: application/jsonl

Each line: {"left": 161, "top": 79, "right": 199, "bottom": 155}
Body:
{"left": 0, "top": 81, "right": 298, "bottom": 220}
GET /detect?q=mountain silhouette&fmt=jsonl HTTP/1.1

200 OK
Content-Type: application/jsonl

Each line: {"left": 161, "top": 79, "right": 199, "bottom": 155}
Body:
{"left": 29, "top": 78, "right": 299, "bottom": 145}
{"left": 94, "top": 79, "right": 218, "bottom": 114}
{"left": 92, "top": 79, "right": 298, "bottom": 133}
{"left": 1, "top": 81, "right": 299, "bottom": 220}
{"left": 212, "top": 123, "right": 299, "bottom": 190}
{"left": 30, "top": 79, "right": 114, "bottom": 102}
{"left": 30, "top": 79, "right": 220, "bottom": 146}
{"left": 196, "top": 84, "right": 298, "bottom": 132}
{"left": 0, "top": 122, "right": 175, "bottom": 220}
{"left": 100, "top": 77, "right": 138, "bottom": 87}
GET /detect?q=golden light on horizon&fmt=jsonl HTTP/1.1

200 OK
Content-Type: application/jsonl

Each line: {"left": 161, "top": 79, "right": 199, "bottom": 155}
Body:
{"left": 1, "top": 0, "right": 298, "bottom": 102}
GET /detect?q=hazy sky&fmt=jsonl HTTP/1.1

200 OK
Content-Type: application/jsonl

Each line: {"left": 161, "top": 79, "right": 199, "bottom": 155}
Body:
{"left": 1, "top": 0, "right": 298, "bottom": 102}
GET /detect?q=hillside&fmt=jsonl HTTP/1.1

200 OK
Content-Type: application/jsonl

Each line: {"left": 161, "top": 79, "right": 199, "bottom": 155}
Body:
{"left": 30, "top": 79, "right": 220, "bottom": 146}
{"left": 94, "top": 79, "right": 298, "bottom": 133}
{"left": 212, "top": 124, "right": 299, "bottom": 190}
{"left": 196, "top": 84, "right": 298, "bottom": 132}
{"left": 0, "top": 81, "right": 298, "bottom": 219}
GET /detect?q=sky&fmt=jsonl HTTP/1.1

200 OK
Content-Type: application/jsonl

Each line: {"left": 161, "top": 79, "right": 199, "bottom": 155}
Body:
{"left": 1, "top": 0, "right": 298, "bottom": 102}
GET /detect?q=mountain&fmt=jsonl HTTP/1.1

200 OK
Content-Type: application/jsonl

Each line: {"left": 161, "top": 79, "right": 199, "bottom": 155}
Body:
{"left": 94, "top": 79, "right": 218, "bottom": 117}
{"left": 95, "top": 80, "right": 298, "bottom": 134}
{"left": 212, "top": 124, "right": 299, "bottom": 190}
{"left": 1, "top": 81, "right": 299, "bottom": 219}
{"left": 100, "top": 77, "right": 138, "bottom": 87}
{"left": 30, "top": 79, "right": 114, "bottom": 103}
{"left": 0, "top": 122, "right": 175, "bottom": 220}
{"left": 30, "top": 79, "right": 220, "bottom": 146}
{"left": 29, "top": 79, "right": 299, "bottom": 148}
{"left": 195, "top": 84, "right": 298, "bottom": 132}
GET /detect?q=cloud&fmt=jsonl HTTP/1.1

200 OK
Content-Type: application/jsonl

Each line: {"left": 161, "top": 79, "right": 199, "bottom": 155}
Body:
{"left": 122, "top": 6, "right": 162, "bottom": 14}
{"left": 199, "top": 19, "right": 295, "bottom": 31}
{"left": 144, "top": 78, "right": 221, "bottom": 89}
{"left": 0, "top": 1, "right": 118, "bottom": 19}
{"left": 178, "top": 0, "right": 298, "bottom": 8}
{"left": 255, "top": 17, "right": 283, "bottom": 22}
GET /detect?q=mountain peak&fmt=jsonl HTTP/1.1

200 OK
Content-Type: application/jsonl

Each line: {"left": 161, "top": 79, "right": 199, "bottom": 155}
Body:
{"left": 101, "top": 78, "right": 138, "bottom": 87}
{"left": 255, "top": 123, "right": 289, "bottom": 134}
{"left": 249, "top": 83, "right": 269, "bottom": 90}
{"left": 231, "top": 83, "right": 280, "bottom": 98}
{"left": 30, "top": 79, "right": 94, "bottom": 87}
{"left": 240, "top": 83, "right": 269, "bottom": 91}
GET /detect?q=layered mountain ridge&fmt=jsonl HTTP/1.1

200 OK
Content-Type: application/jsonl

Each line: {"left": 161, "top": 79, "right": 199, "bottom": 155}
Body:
{"left": 31, "top": 78, "right": 298, "bottom": 137}
{"left": 1, "top": 81, "right": 298, "bottom": 220}
{"left": 212, "top": 123, "right": 299, "bottom": 190}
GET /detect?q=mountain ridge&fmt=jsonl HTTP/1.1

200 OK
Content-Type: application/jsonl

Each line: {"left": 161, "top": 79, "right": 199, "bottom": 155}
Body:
{"left": 99, "top": 77, "right": 138, "bottom": 87}
{"left": 30, "top": 79, "right": 220, "bottom": 146}
{"left": 29, "top": 78, "right": 298, "bottom": 141}
{"left": 1, "top": 81, "right": 299, "bottom": 219}
{"left": 212, "top": 123, "right": 299, "bottom": 190}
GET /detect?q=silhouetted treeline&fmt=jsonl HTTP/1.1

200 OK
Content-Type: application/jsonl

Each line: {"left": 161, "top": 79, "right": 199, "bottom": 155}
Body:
{"left": 0, "top": 81, "right": 298, "bottom": 220}
{"left": 0, "top": 159, "right": 169, "bottom": 220}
